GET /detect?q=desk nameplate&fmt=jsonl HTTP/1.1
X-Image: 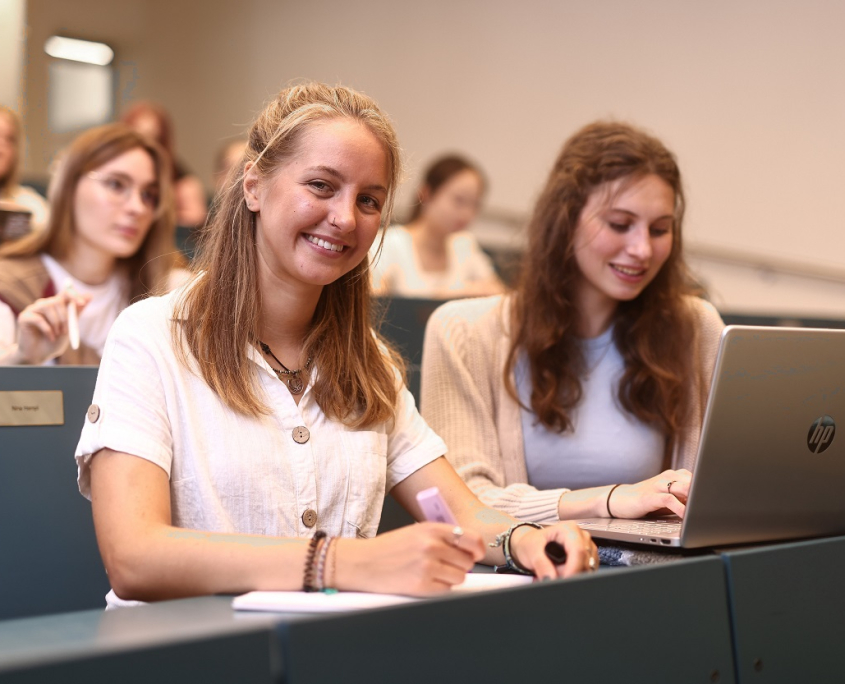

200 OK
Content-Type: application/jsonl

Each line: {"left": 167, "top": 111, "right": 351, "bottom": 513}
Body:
{"left": 0, "top": 390, "right": 64, "bottom": 426}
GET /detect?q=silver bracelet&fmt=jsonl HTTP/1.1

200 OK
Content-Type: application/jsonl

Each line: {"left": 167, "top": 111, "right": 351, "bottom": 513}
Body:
{"left": 489, "top": 522, "right": 542, "bottom": 575}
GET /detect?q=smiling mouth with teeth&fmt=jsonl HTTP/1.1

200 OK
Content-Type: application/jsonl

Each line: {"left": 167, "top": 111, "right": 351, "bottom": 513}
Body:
{"left": 306, "top": 234, "right": 346, "bottom": 253}
{"left": 611, "top": 264, "right": 646, "bottom": 276}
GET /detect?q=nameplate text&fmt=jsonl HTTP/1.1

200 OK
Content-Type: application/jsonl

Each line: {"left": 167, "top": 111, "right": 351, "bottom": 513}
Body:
{"left": 0, "top": 391, "right": 65, "bottom": 426}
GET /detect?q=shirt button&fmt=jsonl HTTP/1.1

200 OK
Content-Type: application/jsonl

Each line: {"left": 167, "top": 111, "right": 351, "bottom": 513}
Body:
{"left": 292, "top": 426, "right": 310, "bottom": 444}
{"left": 302, "top": 509, "right": 318, "bottom": 528}
{"left": 87, "top": 404, "right": 101, "bottom": 423}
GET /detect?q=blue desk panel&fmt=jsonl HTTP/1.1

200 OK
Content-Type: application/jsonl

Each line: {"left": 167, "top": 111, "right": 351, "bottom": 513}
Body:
{"left": 274, "top": 557, "right": 735, "bottom": 684}
{"left": 0, "top": 557, "right": 737, "bottom": 684}
{"left": 722, "top": 535, "right": 845, "bottom": 683}
{"left": 0, "top": 597, "right": 279, "bottom": 684}
{"left": 0, "top": 366, "right": 109, "bottom": 620}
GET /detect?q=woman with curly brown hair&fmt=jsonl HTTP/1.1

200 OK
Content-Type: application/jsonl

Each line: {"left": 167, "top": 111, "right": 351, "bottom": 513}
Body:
{"left": 422, "top": 121, "right": 725, "bottom": 524}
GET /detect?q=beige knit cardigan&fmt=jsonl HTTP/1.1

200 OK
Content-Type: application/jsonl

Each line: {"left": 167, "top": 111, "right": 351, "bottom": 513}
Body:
{"left": 421, "top": 294, "right": 726, "bottom": 523}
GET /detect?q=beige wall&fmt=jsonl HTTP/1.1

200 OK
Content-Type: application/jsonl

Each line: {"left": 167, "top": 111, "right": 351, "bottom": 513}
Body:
{"left": 0, "top": 0, "right": 26, "bottom": 109}
{"left": 17, "top": 0, "right": 845, "bottom": 313}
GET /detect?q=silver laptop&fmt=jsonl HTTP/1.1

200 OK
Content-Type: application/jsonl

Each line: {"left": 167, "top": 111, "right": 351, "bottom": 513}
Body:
{"left": 577, "top": 325, "right": 845, "bottom": 549}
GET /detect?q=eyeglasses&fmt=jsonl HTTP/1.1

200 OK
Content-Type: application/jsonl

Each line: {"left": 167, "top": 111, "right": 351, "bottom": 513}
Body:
{"left": 85, "top": 172, "right": 160, "bottom": 210}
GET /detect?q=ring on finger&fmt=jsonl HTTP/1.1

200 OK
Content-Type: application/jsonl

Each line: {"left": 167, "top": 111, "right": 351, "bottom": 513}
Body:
{"left": 588, "top": 556, "right": 597, "bottom": 571}
{"left": 667, "top": 480, "right": 677, "bottom": 494}
{"left": 451, "top": 525, "right": 464, "bottom": 546}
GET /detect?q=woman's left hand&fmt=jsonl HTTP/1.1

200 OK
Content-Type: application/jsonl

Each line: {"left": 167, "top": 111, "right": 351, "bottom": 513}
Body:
{"left": 510, "top": 522, "right": 598, "bottom": 580}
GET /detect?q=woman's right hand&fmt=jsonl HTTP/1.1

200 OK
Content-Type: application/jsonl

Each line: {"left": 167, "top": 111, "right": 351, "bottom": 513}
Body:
{"left": 336, "top": 522, "right": 485, "bottom": 596}
{"left": 13, "top": 291, "right": 91, "bottom": 364}
{"left": 604, "top": 469, "right": 692, "bottom": 519}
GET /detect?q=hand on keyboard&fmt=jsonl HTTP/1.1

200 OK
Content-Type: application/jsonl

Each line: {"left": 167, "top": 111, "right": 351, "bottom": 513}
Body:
{"left": 605, "top": 469, "right": 691, "bottom": 519}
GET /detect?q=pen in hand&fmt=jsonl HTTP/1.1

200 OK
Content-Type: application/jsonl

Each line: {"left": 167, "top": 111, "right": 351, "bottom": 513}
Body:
{"left": 63, "top": 278, "right": 80, "bottom": 351}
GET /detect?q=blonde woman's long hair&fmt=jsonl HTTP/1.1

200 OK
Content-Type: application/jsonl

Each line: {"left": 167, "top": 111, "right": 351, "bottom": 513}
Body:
{"left": 0, "top": 123, "right": 179, "bottom": 301}
{"left": 174, "top": 82, "right": 404, "bottom": 428}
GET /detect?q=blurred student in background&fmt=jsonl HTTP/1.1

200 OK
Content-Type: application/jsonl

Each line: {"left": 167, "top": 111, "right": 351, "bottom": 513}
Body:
{"left": 371, "top": 154, "right": 504, "bottom": 299}
{"left": 0, "top": 106, "right": 50, "bottom": 236}
{"left": 213, "top": 137, "right": 247, "bottom": 197}
{"left": 0, "top": 124, "right": 185, "bottom": 365}
{"left": 121, "top": 101, "right": 208, "bottom": 228}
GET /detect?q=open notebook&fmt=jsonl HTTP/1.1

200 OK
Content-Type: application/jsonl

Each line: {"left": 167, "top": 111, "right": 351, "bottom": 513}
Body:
{"left": 233, "top": 573, "right": 533, "bottom": 613}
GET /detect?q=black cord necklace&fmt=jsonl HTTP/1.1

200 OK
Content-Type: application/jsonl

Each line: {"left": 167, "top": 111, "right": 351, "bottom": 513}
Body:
{"left": 258, "top": 341, "right": 312, "bottom": 395}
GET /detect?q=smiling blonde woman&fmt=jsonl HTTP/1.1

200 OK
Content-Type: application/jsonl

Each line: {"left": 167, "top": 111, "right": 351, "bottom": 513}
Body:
{"left": 75, "top": 83, "right": 598, "bottom": 609}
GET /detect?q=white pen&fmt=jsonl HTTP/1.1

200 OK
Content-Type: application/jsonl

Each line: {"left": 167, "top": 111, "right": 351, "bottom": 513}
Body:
{"left": 64, "top": 278, "right": 80, "bottom": 351}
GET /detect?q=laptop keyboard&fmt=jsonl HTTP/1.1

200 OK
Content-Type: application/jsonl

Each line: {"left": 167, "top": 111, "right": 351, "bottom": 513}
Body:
{"left": 579, "top": 519, "right": 682, "bottom": 536}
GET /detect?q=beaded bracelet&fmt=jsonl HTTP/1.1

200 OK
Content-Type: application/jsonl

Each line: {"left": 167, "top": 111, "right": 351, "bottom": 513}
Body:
{"left": 489, "top": 522, "right": 542, "bottom": 575}
{"left": 303, "top": 530, "right": 326, "bottom": 592}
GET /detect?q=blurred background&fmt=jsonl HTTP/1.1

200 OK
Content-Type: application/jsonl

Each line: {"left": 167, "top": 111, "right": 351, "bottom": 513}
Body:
{"left": 3, "top": 0, "right": 845, "bottom": 318}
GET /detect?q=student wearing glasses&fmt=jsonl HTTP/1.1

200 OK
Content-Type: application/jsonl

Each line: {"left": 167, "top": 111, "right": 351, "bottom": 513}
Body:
{"left": 0, "top": 124, "right": 185, "bottom": 365}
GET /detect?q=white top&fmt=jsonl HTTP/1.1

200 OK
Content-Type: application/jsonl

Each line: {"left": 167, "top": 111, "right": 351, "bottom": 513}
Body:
{"left": 517, "top": 326, "right": 664, "bottom": 491}
{"left": 0, "top": 254, "right": 129, "bottom": 363}
{"left": 370, "top": 225, "right": 499, "bottom": 298}
{"left": 4, "top": 185, "right": 50, "bottom": 234}
{"left": 75, "top": 287, "right": 446, "bottom": 542}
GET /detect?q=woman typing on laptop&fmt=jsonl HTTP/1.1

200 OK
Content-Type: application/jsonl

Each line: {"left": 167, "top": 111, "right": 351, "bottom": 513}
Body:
{"left": 421, "top": 122, "right": 725, "bottom": 530}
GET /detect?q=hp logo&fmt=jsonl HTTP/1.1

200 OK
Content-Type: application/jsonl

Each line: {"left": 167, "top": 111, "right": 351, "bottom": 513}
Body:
{"left": 807, "top": 416, "right": 836, "bottom": 454}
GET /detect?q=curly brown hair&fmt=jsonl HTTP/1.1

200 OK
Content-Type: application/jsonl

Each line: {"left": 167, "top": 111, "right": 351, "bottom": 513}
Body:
{"left": 505, "top": 121, "right": 699, "bottom": 462}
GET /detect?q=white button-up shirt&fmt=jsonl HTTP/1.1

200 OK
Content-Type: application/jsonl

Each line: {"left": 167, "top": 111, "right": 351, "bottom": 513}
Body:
{"left": 76, "top": 289, "right": 445, "bottom": 540}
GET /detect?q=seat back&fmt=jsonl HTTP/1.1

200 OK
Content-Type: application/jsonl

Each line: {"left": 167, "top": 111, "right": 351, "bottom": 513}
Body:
{"left": 372, "top": 297, "right": 443, "bottom": 404}
{"left": 0, "top": 366, "right": 109, "bottom": 619}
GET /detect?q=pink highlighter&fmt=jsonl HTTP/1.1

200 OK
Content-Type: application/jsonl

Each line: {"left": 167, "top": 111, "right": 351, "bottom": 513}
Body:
{"left": 415, "top": 486, "right": 458, "bottom": 525}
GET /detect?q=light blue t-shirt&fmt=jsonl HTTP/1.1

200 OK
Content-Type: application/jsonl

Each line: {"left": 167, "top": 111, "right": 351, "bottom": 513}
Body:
{"left": 517, "top": 326, "right": 665, "bottom": 491}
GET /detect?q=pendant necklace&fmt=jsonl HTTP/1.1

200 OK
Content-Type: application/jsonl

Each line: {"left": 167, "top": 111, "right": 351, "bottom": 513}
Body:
{"left": 259, "top": 341, "right": 312, "bottom": 395}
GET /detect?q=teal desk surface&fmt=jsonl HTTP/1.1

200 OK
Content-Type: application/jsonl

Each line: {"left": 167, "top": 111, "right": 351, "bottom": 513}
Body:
{"left": 0, "top": 597, "right": 281, "bottom": 684}
{"left": 721, "top": 535, "right": 845, "bottom": 684}
{"left": 0, "top": 557, "right": 735, "bottom": 684}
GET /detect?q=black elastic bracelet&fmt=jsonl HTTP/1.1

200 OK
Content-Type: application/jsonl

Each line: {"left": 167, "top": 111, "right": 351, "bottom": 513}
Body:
{"left": 606, "top": 484, "right": 623, "bottom": 518}
{"left": 303, "top": 530, "right": 327, "bottom": 592}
